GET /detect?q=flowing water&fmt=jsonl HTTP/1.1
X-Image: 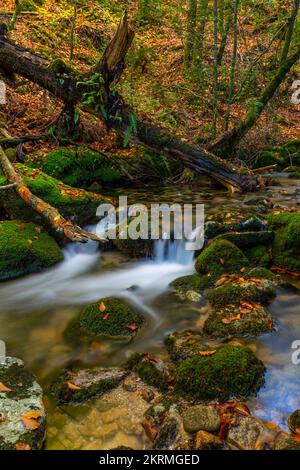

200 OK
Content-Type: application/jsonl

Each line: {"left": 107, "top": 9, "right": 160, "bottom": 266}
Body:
{"left": 0, "top": 176, "right": 300, "bottom": 449}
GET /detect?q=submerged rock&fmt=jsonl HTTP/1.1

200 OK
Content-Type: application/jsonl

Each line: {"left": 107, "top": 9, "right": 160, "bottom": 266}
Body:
{"left": 227, "top": 414, "right": 281, "bottom": 450}
{"left": 0, "top": 357, "right": 46, "bottom": 450}
{"left": 169, "top": 274, "right": 212, "bottom": 302}
{"left": 182, "top": 405, "right": 221, "bottom": 434}
{"left": 0, "top": 220, "right": 63, "bottom": 281}
{"left": 174, "top": 345, "right": 265, "bottom": 401}
{"left": 195, "top": 239, "right": 249, "bottom": 278}
{"left": 51, "top": 367, "right": 128, "bottom": 404}
{"left": 64, "top": 298, "right": 144, "bottom": 344}
{"left": 153, "top": 405, "right": 191, "bottom": 450}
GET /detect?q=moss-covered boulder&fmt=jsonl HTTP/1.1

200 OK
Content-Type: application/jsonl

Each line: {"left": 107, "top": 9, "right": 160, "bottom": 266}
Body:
{"left": 0, "top": 357, "right": 46, "bottom": 450}
{"left": 125, "top": 352, "right": 171, "bottom": 391}
{"left": 268, "top": 211, "right": 300, "bottom": 272}
{"left": 112, "top": 238, "right": 154, "bottom": 259}
{"left": 64, "top": 297, "right": 144, "bottom": 344}
{"left": 165, "top": 330, "right": 214, "bottom": 363}
{"left": 247, "top": 267, "right": 278, "bottom": 281}
{"left": 207, "top": 279, "right": 276, "bottom": 309}
{"left": 0, "top": 220, "right": 63, "bottom": 281}
{"left": 214, "top": 231, "right": 274, "bottom": 250}
{"left": 245, "top": 245, "right": 271, "bottom": 267}
{"left": 51, "top": 367, "right": 128, "bottom": 404}
{"left": 169, "top": 274, "right": 213, "bottom": 302}
{"left": 174, "top": 345, "right": 265, "bottom": 400}
{"left": 195, "top": 239, "right": 249, "bottom": 278}
{"left": 205, "top": 215, "right": 267, "bottom": 240}
{"left": 203, "top": 303, "right": 274, "bottom": 339}
{"left": 25, "top": 147, "right": 123, "bottom": 189}
{"left": 0, "top": 164, "right": 109, "bottom": 226}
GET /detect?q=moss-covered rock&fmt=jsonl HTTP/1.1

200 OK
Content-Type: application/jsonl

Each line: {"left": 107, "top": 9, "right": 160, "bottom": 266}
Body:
{"left": 0, "top": 357, "right": 46, "bottom": 450}
{"left": 268, "top": 211, "right": 300, "bottom": 272}
{"left": 203, "top": 304, "right": 274, "bottom": 339}
{"left": 245, "top": 245, "right": 271, "bottom": 267}
{"left": 0, "top": 220, "right": 63, "bottom": 281}
{"left": 169, "top": 274, "right": 213, "bottom": 302}
{"left": 51, "top": 367, "right": 128, "bottom": 404}
{"left": 26, "top": 147, "right": 123, "bottom": 189}
{"left": 214, "top": 231, "right": 274, "bottom": 250}
{"left": 174, "top": 345, "right": 265, "bottom": 400}
{"left": 165, "top": 330, "right": 214, "bottom": 363}
{"left": 125, "top": 352, "right": 171, "bottom": 391}
{"left": 205, "top": 215, "right": 267, "bottom": 240}
{"left": 195, "top": 239, "right": 249, "bottom": 278}
{"left": 0, "top": 164, "right": 109, "bottom": 226}
{"left": 64, "top": 297, "right": 144, "bottom": 344}
{"left": 247, "top": 267, "right": 278, "bottom": 281}
{"left": 112, "top": 238, "right": 154, "bottom": 259}
{"left": 207, "top": 279, "right": 276, "bottom": 308}
{"left": 194, "top": 430, "right": 224, "bottom": 450}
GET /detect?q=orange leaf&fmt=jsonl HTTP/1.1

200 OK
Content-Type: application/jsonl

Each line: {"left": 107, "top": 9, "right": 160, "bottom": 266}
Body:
{"left": 102, "top": 313, "right": 110, "bottom": 320}
{"left": 222, "top": 314, "right": 241, "bottom": 324}
{"left": 99, "top": 302, "right": 106, "bottom": 313}
{"left": 66, "top": 381, "right": 81, "bottom": 391}
{"left": 27, "top": 239, "right": 33, "bottom": 244}
{"left": 15, "top": 442, "right": 31, "bottom": 451}
{"left": 127, "top": 322, "right": 138, "bottom": 331}
{"left": 199, "top": 350, "right": 217, "bottom": 357}
{"left": 21, "top": 410, "right": 43, "bottom": 430}
{"left": 0, "top": 382, "right": 12, "bottom": 393}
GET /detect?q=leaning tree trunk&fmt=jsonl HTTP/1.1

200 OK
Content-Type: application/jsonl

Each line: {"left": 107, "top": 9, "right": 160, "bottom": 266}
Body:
{"left": 0, "top": 14, "right": 257, "bottom": 192}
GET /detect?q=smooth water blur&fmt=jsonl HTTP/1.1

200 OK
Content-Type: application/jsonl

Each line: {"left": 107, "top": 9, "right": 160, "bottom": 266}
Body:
{"left": 0, "top": 176, "right": 300, "bottom": 447}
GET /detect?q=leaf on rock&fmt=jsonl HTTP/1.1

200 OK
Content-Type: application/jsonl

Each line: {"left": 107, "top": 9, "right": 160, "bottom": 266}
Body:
{"left": 0, "top": 382, "right": 12, "bottom": 393}
{"left": 198, "top": 350, "right": 217, "bottom": 357}
{"left": 127, "top": 323, "right": 138, "bottom": 331}
{"left": 21, "top": 410, "right": 43, "bottom": 430}
{"left": 15, "top": 442, "right": 31, "bottom": 451}
{"left": 66, "top": 381, "right": 81, "bottom": 391}
{"left": 99, "top": 302, "right": 106, "bottom": 313}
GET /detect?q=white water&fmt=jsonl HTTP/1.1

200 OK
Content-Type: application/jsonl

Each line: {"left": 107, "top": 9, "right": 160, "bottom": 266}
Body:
{"left": 0, "top": 234, "right": 195, "bottom": 317}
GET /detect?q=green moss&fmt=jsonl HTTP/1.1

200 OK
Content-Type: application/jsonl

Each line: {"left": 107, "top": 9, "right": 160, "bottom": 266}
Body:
{"left": 255, "top": 150, "right": 284, "bottom": 170}
{"left": 170, "top": 274, "right": 213, "bottom": 301}
{"left": 207, "top": 280, "right": 275, "bottom": 309}
{"left": 195, "top": 239, "right": 249, "bottom": 278}
{"left": 26, "top": 147, "right": 123, "bottom": 189}
{"left": 268, "top": 212, "right": 300, "bottom": 272}
{"left": 0, "top": 164, "right": 108, "bottom": 226}
{"left": 0, "top": 220, "right": 63, "bottom": 281}
{"left": 245, "top": 245, "right": 271, "bottom": 267}
{"left": 64, "top": 298, "right": 144, "bottom": 344}
{"left": 18, "top": 0, "right": 44, "bottom": 12}
{"left": 165, "top": 330, "right": 212, "bottom": 363}
{"left": 174, "top": 345, "right": 265, "bottom": 400}
{"left": 246, "top": 267, "right": 277, "bottom": 281}
{"left": 125, "top": 353, "right": 168, "bottom": 391}
{"left": 215, "top": 231, "right": 274, "bottom": 250}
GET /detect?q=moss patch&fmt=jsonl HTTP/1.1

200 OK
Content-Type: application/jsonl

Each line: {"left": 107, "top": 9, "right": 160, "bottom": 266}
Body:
{"left": 64, "top": 297, "right": 144, "bottom": 344}
{"left": 170, "top": 274, "right": 213, "bottom": 301}
{"left": 245, "top": 245, "right": 271, "bottom": 267}
{"left": 207, "top": 280, "right": 276, "bottom": 308}
{"left": 125, "top": 353, "right": 169, "bottom": 391}
{"left": 268, "top": 212, "right": 300, "bottom": 272}
{"left": 195, "top": 239, "right": 249, "bottom": 278}
{"left": 165, "top": 330, "right": 214, "bottom": 363}
{"left": 215, "top": 231, "right": 274, "bottom": 250}
{"left": 0, "top": 164, "right": 109, "bottom": 226}
{"left": 0, "top": 220, "right": 63, "bottom": 281}
{"left": 174, "top": 345, "right": 265, "bottom": 400}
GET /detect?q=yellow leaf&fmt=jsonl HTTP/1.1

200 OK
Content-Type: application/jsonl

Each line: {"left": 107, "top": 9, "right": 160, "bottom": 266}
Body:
{"left": 0, "top": 382, "right": 12, "bottom": 393}
{"left": 66, "top": 381, "right": 81, "bottom": 391}
{"left": 199, "top": 350, "right": 217, "bottom": 357}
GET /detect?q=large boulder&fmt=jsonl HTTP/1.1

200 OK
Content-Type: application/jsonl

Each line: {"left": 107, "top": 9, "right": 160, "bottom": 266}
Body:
{"left": 0, "top": 357, "right": 46, "bottom": 450}
{"left": 125, "top": 353, "right": 172, "bottom": 392}
{"left": 169, "top": 274, "right": 213, "bottom": 302}
{"left": 64, "top": 297, "right": 144, "bottom": 344}
{"left": 174, "top": 345, "right": 265, "bottom": 401}
{"left": 0, "top": 220, "right": 63, "bottom": 281}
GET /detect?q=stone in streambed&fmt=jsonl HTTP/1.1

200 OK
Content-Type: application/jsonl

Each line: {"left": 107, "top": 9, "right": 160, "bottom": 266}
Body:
{"left": 125, "top": 352, "right": 172, "bottom": 392}
{"left": 51, "top": 366, "right": 128, "bottom": 404}
{"left": 153, "top": 405, "right": 191, "bottom": 450}
{"left": 182, "top": 405, "right": 221, "bottom": 433}
{"left": 214, "top": 231, "right": 274, "bottom": 250}
{"left": 268, "top": 211, "right": 300, "bottom": 273}
{"left": 174, "top": 344, "right": 265, "bottom": 401}
{"left": 0, "top": 220, "right": 63, "bottom": 281}
{"left": 194, "top": 430, "right": 224, "bottom": 450}
{"left": 169, "top": 274, "right": 213, "bottom": 302}
{"left": 0, "top": 357, "right": 46, "bottom": 450}
{"left": 165, "top": 330, "right": 214, "bottom": 363}
{"left": 64, "top": 297, "right": 144, "bottom": 344}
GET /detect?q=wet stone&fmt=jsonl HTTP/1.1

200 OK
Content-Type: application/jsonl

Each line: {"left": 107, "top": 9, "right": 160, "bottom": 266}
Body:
{"left": 182, "top": 405, "right": 221, "bottom": 434}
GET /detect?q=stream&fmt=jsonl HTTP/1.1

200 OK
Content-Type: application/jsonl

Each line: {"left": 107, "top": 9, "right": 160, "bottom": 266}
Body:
{"left": 0, "top": 176, "right": 300, "bottom": 449}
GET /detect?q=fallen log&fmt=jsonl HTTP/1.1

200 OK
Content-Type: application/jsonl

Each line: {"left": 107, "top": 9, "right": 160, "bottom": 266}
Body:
{"left": 0, "top": 145, "right": 104, "bottom": 243}
{"left": 0, "top": 15, "right": 258, "bottom": 192}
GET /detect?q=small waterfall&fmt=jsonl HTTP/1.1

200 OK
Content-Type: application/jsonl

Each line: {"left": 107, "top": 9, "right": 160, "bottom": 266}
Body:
{"left": 153, "top": 239, "right": 195, "bottom": 265}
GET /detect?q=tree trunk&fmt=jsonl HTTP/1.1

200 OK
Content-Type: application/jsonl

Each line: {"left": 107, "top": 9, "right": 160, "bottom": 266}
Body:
{"left": 280, "top": 0, "right": 299, "bottom": 64}
{"left": 185, "top": 0, "right": 198, "bottom": 65}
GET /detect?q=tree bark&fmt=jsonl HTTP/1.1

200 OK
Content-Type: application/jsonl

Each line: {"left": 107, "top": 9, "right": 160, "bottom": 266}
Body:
{"left": 280, "top": 0, "right": 299, "bottom": 64}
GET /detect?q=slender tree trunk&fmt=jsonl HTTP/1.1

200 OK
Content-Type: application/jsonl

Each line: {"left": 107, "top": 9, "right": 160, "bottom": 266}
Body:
{"left": 217, "top": 6, "right": 232, "bottom": 65}
{"left": 280, "top": 0, "right": 299, "bottom": 64}
{"left": 185, "top": 0, "right": 198, "bottom": 66}
{"left": 212, "top": 0, "right": 219, "bottom": 138}
{"left": 8, "top": 0, "right": 20, "bottom": 32}
{"left": 69, "top": 0, "right": 77, "bottom": 62}
{"left": 209, "top": 48, "right": 300, "bottom": 154}
{"left": 224, "top": 0, "right": 240, "bottom": 131}
{"left": 193, "top": 0, "right": 209, "bottom": 70}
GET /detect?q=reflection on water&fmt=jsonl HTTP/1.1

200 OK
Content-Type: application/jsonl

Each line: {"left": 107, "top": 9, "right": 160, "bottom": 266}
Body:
{"left": 0, "top": 178, "right": 300, "bottom": 448}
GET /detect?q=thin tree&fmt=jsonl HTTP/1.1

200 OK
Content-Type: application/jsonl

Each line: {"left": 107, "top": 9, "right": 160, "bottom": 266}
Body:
{"left": 185, "top": 0, "right": 198, "bottom": 66}
{"left": 69, "top": 0, "right": 77, "bottom": 62}
{"left": 280, "top": 0, "right": 299, "bottom": 64}
{"left": 224, "top": 0, "right": 240, "bottom": 131}
{"left": 193, "top": 0, "right": 209, "bottom": 71}
{"left": 212, "top": 0, "right": 219, "bottom": 138}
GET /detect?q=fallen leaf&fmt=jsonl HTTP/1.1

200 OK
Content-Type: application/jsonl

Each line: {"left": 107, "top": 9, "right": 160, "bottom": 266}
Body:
{"left": 127, "top": 323, "right": 138, "bottom": 331}
{"left": 99, "top": 302, "right": 106, "bottom": 313}
{"left": 142, "top": 419, "right": 158, "bottom": 441}
{"left": 142, "top": 352, "right": 158, "bottom": 363}
{"left": 0, "top": 382, "right": 12, "bottom": 393}
{"left": 21, "top": 410, "right": 43, "bottom": 430}
{"left": 199, "top": 350, "right": 217, "bottom": 357}
{"left": 222, "top": 314, "right": 241, "bottom": 324}
{"left": 15, "top": 442, "right": 31, "bottom": 451}
{"left": 66, "top": 381, "right": 81, "bottom": 391}
{"left": 102, "top": 313, "right": 110, "bottom": 320}
{"left": 219, "top": 258, "right": 225, "bottom": 265}
{"left": 27, "top": 239, "right": 33, "bottom": 244}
